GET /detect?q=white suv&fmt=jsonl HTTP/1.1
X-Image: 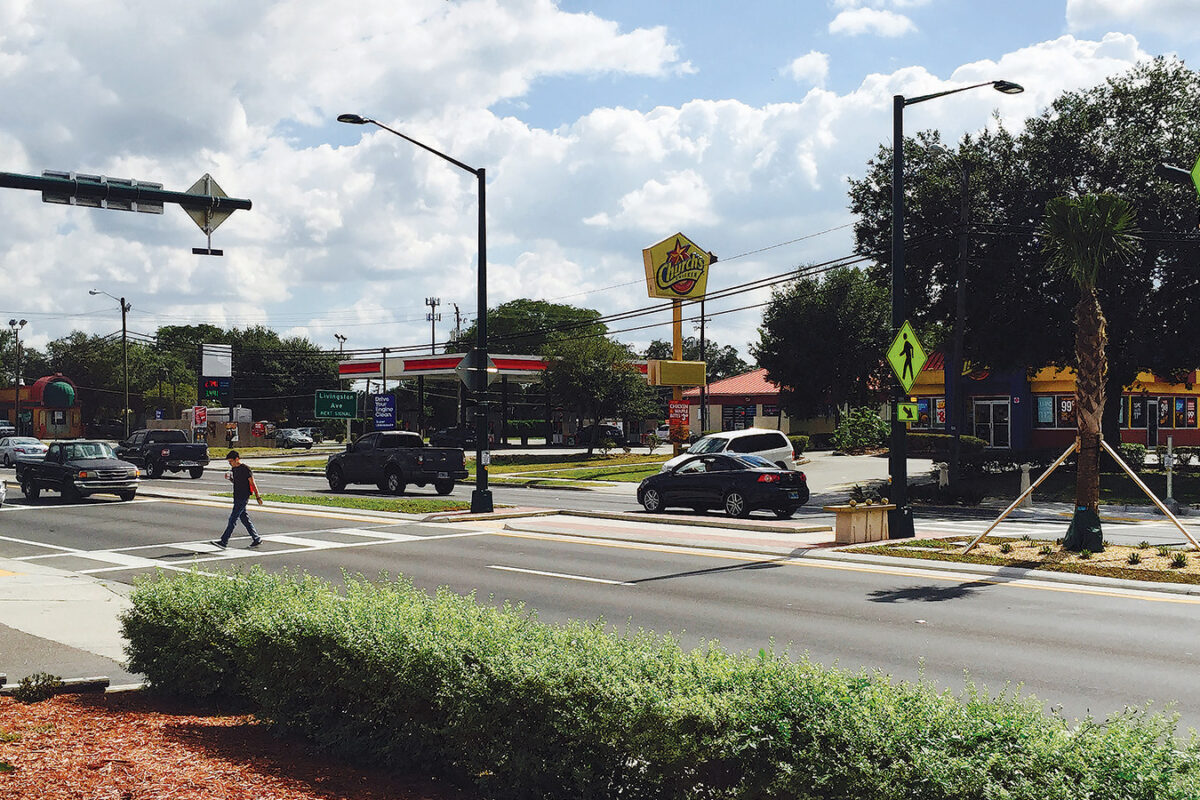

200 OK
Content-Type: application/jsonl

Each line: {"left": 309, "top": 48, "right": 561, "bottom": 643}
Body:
{"left": 661, "top": 428, "right": 796, "bottom": 472}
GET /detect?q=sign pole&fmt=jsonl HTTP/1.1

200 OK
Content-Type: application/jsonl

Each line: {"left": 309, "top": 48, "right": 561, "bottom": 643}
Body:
{"left": 673, "top": 299, "right": 683, "bottom": 455}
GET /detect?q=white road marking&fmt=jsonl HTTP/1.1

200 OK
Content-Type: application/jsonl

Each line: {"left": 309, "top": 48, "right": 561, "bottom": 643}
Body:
{"left": 0, "top": 498, "right": 159, "bottom": 512}
{"left": 486, "top": 564, "right": 633, "bottom": 586}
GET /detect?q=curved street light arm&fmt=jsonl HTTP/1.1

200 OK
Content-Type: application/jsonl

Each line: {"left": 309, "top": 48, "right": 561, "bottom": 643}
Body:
{"left": 339, "top": 114, "right": 479, "bottom": 177}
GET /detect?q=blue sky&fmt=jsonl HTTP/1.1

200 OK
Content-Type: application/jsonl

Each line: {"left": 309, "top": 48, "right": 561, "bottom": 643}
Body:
{"left": 0, "top": 0, "right": 1196, "bottom": 366}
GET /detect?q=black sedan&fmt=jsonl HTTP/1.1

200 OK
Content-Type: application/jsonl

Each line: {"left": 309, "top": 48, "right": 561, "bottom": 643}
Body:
{"left": 574, "top": 424, "right": 626, "bottom": 446}
{"left": 637, "top": 453, "right": 808, "bottom": 518}
{"left": 429, "top": 425, "right": 478, "bottom": 448}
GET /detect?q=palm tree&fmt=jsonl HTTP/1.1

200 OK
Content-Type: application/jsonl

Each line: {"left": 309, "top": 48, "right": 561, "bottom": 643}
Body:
{"left": 1040, "top": 194, "right": 1140, "bottom": 551}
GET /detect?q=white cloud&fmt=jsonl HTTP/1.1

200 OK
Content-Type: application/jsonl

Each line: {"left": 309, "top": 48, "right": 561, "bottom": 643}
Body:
{"left": 829, "top": 8, "right": 917, "bottom": 37}
{"left": 1066, "top": 0, "right": 1200, "bottom": 37}
{"left": 783, "top": 51, "right": 830, "bottom": 86}
{"left": 0, "top": 2, "right": 1160, "bottom": 360}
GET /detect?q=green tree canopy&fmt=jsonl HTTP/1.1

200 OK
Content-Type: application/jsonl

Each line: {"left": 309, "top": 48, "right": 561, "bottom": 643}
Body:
{"left": 752, "top": 265, "right": 890, "bottom": 419}
{"left": 644, "top": 336, "right": 750, "bottom": 382}
{"left": 450, "top": 299, "right": 606, "bottom": 355}
{"left": 541, "top": 334, "right": 655, "bottom": 453}
{"left": 847, "top": 56, "right": 1200, "bottom": 442}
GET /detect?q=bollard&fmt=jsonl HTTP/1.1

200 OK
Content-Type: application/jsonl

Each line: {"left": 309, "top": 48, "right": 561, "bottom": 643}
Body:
{"left": 1018, "top": 464, "right": 1032, "bottom": 508}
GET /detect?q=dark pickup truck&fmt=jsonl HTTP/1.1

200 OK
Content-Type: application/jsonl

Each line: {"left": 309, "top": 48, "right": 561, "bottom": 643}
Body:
{"left": 116, "top": 429, "right": 209, "bottom": 479}
{"left": 16, "top": 440, "right": 139, "bottom": 502}
{"left": 325, "top": 431, "right": 468, "bottom": 495}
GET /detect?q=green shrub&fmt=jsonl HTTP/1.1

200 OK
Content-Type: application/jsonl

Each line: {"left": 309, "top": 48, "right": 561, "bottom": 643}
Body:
{"left": 124, "top": 570, "right": 1200, "bottom": 800}
{"left": 906, "top": 432, "right": 988, "bottom": 455}
{"left": 1127, "top": 552, "right": 1142, "bottom": 565}
{"left": 787, "top": 434, "right": 810, "bottom": 455}
{"left": 1119, "top": 443, "right": 1147, "bottom": 470}
{"left": 11, "top": 673, "right": 63, "bottom": 704}
{"left": 832, "top": 406, "right": 888, "bottom": 452}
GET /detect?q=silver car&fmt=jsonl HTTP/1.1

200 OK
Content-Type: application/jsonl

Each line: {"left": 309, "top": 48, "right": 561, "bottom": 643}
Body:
{"left": 0, "top": 436, "right": 48, "bottom": 467}
{"left": 276, "top": 428, "right": 314, "bottom": 449}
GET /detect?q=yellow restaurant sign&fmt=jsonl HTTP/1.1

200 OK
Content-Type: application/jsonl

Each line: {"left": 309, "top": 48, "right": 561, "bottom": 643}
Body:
{"left": 642, "top": 232, "right": 712, "bottom": 299}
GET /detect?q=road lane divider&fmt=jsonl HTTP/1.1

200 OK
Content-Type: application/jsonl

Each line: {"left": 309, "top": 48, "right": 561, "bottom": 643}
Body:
{"left": 486, "top": 565, "right": 633, "bottom": 586}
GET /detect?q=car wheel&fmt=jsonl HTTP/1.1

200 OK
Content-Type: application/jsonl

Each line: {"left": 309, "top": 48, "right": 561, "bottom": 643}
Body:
{"left": 384, "top": 470, "right": 406, "bottom": 495}
{"left": 22, "top": 481, "right": 40, "bottom": 501}
{"left": 189, "top": 467, "right": 204, "bottom": 479}
{"left": 434, "top": 479, "right": 454, "bottom": 496}
{"left": 118, "top": 491, "right": 136, "bottom": 502}
{"left": 723, "top": 491, "right": 749, "bottom": 518}
{"left": 773, "top": 507, "right": 796, "bottom": 519}
{"left": 147, "top": 460, "right": 164, "bottom": 479}
{"left": 2, "top": 454, "right": 10, "bottom": 467}
{"left": 305, "top": 444, "right": 312, "bottom": 450}
{"left": 327, "top": 466, "right": 346, "bottom": 492}
{"left": 641, "top": 487, "right": 662, "bottom": 512}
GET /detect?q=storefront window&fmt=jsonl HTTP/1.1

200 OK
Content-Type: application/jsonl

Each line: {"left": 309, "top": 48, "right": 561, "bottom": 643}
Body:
{"left": 1188, "top": 398, "right": 1198, "bottom": 429}
{"left": 1129, "top": 397, "right": 1147, "bottom": 429}
{"left": 1057, "top": 396, "right": 1076, "bottom": 428}
{"left": 1160, "top": 399, "right": 1172, "bottom": 428}
{"left": 1035, "top": 396, "right": 1055, "bottom": 428}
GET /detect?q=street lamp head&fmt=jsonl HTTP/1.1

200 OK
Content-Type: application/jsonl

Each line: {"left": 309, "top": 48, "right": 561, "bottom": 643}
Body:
{"left": 89, "top": 289, "right": 100, "bottom": 295}
{"left": 337, "top": 113, "right": 370, "bottom": 125}
{"left": 992, "top": 80, "right": 1024, "bottom": 95}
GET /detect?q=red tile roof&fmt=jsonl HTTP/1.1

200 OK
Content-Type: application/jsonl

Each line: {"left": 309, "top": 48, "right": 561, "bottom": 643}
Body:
{"left": 683, "top": 368, "right": 778, "bottom": 398}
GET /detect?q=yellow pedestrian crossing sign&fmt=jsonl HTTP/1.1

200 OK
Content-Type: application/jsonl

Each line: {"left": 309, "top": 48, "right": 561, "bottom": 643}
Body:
{"left": 897, "top": 402, "right": 918, "bottom": 423}
{"left": 887, "top": 321, "right": 927, "bottom": 393}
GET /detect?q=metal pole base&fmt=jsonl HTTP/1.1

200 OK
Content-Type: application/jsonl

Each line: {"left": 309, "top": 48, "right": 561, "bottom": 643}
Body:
{"left": 888, "top": 505, "right": 914, "bottom": 539}
{"left": 470, "top": 489, "right": 494, "bottom": 514}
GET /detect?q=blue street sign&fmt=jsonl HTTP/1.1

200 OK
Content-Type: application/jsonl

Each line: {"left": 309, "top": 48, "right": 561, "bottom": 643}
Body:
{"left": 373, "top": 394, "right": 396, "bottom": 431}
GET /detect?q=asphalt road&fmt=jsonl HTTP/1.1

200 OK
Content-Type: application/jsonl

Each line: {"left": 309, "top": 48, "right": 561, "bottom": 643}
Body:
{"left": 3, "top": 493, "right": 1199, "bottom": 730}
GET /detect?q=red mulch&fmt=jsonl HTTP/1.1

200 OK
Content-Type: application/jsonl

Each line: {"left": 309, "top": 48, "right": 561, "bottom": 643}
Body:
{"left": 0, "top": 692, "right": 477, "bottom": 799}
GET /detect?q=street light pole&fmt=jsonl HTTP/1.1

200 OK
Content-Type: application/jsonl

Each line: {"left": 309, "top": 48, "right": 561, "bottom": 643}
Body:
{"left": 335, "top": 333, "right": 349, "bottom": 441}
{"left": 8, "top": 319, "right": 25, "bottom": 435}
{"left": 890, "top": 79, "right": 1023, "bottom": 539}
{"left": 90, "top": 289, "right": 133, "bottom": 439}
{"left": 338, "top": 113, "right": 493, "bottom": 512}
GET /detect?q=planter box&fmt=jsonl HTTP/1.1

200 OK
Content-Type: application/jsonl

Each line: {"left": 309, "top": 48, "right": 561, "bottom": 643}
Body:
{"left": 823, "top": 504, "right": 896, "bottom": 544}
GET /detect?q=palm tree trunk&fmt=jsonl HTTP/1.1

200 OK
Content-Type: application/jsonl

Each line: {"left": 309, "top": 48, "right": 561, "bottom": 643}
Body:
{"left": 1066, "top": 288, "right": 1106, "bottom": 551}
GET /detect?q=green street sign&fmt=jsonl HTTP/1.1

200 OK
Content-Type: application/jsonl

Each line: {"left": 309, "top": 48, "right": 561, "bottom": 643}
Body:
{"left": 886, "top": 321, "right": 927, "bottom": 394}
{"left": 1192, "top": 153, "right": 1200, "bottom": 198}
{"left": 315, "top": 389, "right": 356, "bottom": 419}
{"left": 897, "top": 402, "right": 919, "bottom": 423}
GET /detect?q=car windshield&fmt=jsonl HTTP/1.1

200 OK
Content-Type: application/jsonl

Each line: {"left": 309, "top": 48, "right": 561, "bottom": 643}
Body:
{"left": 64, "top": 442, "right": 115, "bottom": 460}
{"left": 688, "top": 437, "right": 728, "bottom": 454}
{"left": 734, "top": 454, "right": 776, "bottom": 469}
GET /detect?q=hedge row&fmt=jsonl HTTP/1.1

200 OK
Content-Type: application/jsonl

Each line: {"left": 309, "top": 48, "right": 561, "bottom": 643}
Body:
{"left": 121, "top": 569, "right": 1200, "bottom": 800}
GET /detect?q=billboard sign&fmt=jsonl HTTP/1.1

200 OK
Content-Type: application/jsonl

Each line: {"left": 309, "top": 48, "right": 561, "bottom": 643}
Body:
{"left": 373, "top": 394, "right": 396, "bottom": 431}
{"left": 642, "top": 233, "right": 712, "bottom": 299}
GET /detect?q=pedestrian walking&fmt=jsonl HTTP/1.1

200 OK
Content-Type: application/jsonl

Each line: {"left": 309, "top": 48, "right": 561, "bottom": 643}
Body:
{"left": 210, "top": 450, "right": 263, "bottom": 548}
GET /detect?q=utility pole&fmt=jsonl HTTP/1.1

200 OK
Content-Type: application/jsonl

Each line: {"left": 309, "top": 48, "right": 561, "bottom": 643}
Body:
{"left": 335, "top": 333, "right": 349, "bottom": 441}
{"left": 697, "top": 301, "right": 708, "bottom": 432}
{"left": 453, "top": 303, "right": 463, "bottom": 424}
{"left": 948, "top": 161, "right": 972, "bottom": 489}
{"left": 8, "top": 319, "right": 25, "bottom": 435}
{"left": 90, "top": 290, "right": 132, "bottom": 439}
{"left": 425, "top": 297, "right": 441, "bottom": 354}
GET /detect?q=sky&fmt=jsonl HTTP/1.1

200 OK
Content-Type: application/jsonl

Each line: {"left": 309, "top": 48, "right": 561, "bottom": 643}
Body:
{"left": 1, "top": 0, "right": 1197, "bottom": 367}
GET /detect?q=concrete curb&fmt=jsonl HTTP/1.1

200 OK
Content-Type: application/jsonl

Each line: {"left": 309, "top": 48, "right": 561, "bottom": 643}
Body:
{"left": 561, "top": 509, "right": 830, "bottom": 535}
{"left": 423, "top": 509, "right": 560, "bottom": 523}
{"left": 0, "top": 675, "right": 110, "bottom": 697}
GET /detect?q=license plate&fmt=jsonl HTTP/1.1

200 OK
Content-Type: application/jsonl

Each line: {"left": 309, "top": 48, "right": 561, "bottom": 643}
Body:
{"left": 178, "top": 461, "right": 198, "bottom": 467}
{"left": 437, "top": 472, "right": 449, "bottom": 478}
{"left": 787, "top": 491, "right": 799, "bottom": 499}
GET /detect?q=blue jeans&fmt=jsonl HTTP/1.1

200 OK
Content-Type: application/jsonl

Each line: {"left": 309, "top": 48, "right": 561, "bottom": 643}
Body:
{"left": 220, "top": 498, "right": 260, "bottom": 544}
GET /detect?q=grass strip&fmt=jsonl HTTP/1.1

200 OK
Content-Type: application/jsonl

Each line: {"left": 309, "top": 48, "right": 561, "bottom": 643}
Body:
{"left": 216, "top": 492, "right": 469, "bottom": 514}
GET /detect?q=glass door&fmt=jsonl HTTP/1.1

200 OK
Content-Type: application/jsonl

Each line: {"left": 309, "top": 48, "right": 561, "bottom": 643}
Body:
{"left": 971, "top": 399, "right": 1011, "bottom": 448}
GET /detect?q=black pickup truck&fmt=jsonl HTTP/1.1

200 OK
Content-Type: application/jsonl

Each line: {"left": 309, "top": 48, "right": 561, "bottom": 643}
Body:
{"left": 16, "top": 440, "right": 139, "bottom": 502}
{"left": 116, "top": 429, "right": 209, "bottom": 479}
{"left": 325, "top": 431, "right": 468, "bottom": 495}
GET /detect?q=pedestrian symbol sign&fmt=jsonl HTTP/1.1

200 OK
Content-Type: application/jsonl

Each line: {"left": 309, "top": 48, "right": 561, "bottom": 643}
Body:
{"left": 897, "top": 402, "right": 919, "bottom": 423}
{"left": 886, "top": 321, "right": 927, "bottom": 393}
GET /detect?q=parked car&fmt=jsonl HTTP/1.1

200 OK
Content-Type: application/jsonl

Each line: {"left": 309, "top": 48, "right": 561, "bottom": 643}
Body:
{"left": 0, "top": 436, "right": 48, "bottom": 467}
{"left": 638, "top": 452, "right": 808, "bottom": 518}
{"left": 325, "top": 430, "right": 468, "bottom": 495}
{"left": 86, "top": 419, "right": 126, "bottom": 440}
{"left": 16, "top": 440, "right": 139, "bottom": 502}
{"left": 661, "top": 427, "right": 796, "bottom": 472}
{"left": 297, "top": 426, "right": 324, "bottom": 444}
{"left": 429, "top": 425, "right": 478, "bottom": 449}
{"left": 0, "top": 421, "right": 15, "bottom": 438}
{"left": 276, "top": 428, "right": 314, "bottom": 449}
{"left": 115, "top": 429, "right": 210, "bottom": 479}
{"left": 573, "top": 424, "right": 626, "bottom": 446}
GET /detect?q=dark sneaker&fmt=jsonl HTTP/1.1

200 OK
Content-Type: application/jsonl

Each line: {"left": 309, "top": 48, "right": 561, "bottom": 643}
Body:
{"left": 209, "top": 540, "right": 227, "bottom": 549}
{"left": 249, "top": 539, "right": 262, "bottom": 548}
